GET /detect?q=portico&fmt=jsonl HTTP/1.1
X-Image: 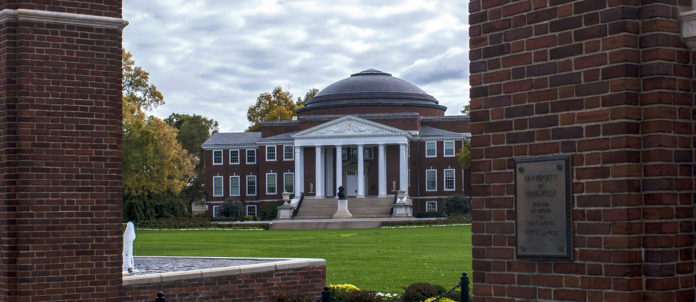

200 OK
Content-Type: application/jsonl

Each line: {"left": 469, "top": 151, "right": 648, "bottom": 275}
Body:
{"left": 291, "top": 116, "right": 410, "bottom": 201}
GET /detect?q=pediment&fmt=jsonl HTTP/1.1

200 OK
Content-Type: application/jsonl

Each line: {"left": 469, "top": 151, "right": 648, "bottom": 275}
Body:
{"left": 292, "top": 116, "right": 409, "bottom": 139}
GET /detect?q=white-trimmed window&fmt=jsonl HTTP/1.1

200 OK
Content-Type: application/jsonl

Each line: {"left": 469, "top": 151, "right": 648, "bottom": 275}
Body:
{"left": 284, "top": 172, "right": 294, "bottom": 193}
{"left": 229, "top": 176, "right": 240, "bottom": 196}
{"left": 247, "top": 175, "right": 257, "bottom": 196}
{"left": 364, "top": 147, "right": 374, "bottom": 159}
{"left": 213, "top": 176, "right": 223, "bottom": 196}
{"left": 229, "top": 149, "right": 240, "bottom": 164}
{"left": 213, "top": 150, "right": 223, "bottom": 165}
{"left": 444, "top": 141, "right": 455, "bottom": 157}
{"left": 246, "top": 149, "right": 256, "bottom": 164}
{"left": 425, "top": 169, "right": 437, "bottom": 191}
{"left": 246, "top": 204, "right": 257, "bottom": 216}
{"left": 213, "top": 206, "right": 222, "bottom": 217}
{"left": 284, "top": 145, "right": 294, "bottom": 161}
{"left": 444, "top": 169, "right": 455, "bottom": 191}
{"left": 426, "top": 200, "right": 437, "bottom": 212}
{"left": 425, "top": 142, "right": 437, "bottom": 158}
{"left": 266, "top": 146, "right": 276, "bottom": 161}
{"left": 266, "top": 173, "right": 277, "bottom": 195}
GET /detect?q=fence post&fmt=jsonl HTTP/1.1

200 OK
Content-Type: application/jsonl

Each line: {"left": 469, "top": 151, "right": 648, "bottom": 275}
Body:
{"left": 321, "top": 286, "right": 331, "bottom": 302}
{"left": 155, "top": 291, "right": 165, "bottom": 302}
{"left": 460, "top": 272, "right": 469, "bottom": 302}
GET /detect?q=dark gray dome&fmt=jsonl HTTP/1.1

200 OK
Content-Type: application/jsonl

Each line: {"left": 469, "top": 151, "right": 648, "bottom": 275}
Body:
{"left": 297, "top": 69, "right": 446, "bottom": 113}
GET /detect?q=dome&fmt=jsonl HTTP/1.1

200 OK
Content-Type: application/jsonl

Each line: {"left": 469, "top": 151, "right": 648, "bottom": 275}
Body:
{"left": 297, "top": 69, "right": 446, "bottom": 116}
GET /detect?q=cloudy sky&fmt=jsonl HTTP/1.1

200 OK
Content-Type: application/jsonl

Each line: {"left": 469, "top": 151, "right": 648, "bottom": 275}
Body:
{"left": 123, "top": 0, "right": 470, "bottom": 132}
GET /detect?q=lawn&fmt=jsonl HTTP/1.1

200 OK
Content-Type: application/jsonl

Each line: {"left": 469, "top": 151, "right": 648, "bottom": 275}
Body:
{"left": 134, "top": 224, "right": 472, "bottom": 294}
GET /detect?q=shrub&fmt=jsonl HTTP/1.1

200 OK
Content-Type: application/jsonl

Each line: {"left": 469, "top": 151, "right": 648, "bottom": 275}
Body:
{"left": 443, "top": 195, "right": 471, "bottom": 215}
{"left": 259, "top": 201, "right": 284, "bottom": 220}
{"left": 401, "top": 283, "right": 445, "bottom": 302}
{"left": 345, "top": 290, "right": 386, "bottom": 302}
{"left": 329, "top": 284, "right": 360, "bottom": 301}
{"left": 415, "top": 211, "right": 444, "bottom": 218}
{"left": 221, "top": 199, "right": 243, "bottom": 219}
{"left": 423, "top": 297, "right": 455, "bottom": 302}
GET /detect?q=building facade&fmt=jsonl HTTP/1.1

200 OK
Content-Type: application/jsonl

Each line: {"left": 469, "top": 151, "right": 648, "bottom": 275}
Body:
{"left": 203, "top": 69, "right": 471, "bottom": 217}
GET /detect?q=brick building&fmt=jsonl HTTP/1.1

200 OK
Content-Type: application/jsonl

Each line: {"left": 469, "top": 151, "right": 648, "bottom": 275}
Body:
{"left": 203, "top": 69, "right": 471, "bottom": 217}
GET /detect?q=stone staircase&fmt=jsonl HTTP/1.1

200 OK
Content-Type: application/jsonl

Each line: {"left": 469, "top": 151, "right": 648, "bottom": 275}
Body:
{"left": 294, "top": 197, "right": 393, "bottom": 219}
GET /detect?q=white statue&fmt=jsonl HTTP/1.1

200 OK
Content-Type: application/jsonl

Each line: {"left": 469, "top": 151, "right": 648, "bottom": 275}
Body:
{"left": 122, "top": 221, "right": 136, "bottom": 273}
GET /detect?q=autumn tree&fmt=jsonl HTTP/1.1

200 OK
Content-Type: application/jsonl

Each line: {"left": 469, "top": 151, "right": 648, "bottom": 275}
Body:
{"left": 456, "top": 141, "right": 471, "bottom": 170}
{"left": 122, "top": 49, "right": 197, "bottom": 221}
{"left": 246, "top": 86, "right": 318, "bottom": 132}
{"left": 165, "top": 113, "right": 219, "bottom": 211}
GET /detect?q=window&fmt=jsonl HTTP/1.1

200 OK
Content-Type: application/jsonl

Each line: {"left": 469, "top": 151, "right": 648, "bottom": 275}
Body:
{"left": 284, "top": 145, "right": 294, "bottom": 161}
{"left": 266, "top": 146, "right": 276, "bottom": 161}
{"left": 342, "top": 147, "right": 348, "bottom": 161}
{"left": 213, "top": 176, "right": 223, "bottom": 196}
{"left": 425, "top": 169, "right": 437, "bottom": 191}
{"left": 444, "top": 141, "right": 455, "bottom": 157}
{"left": 425, "top": 141, "right": 436, "bottom": 157}
{"left": 229, "top": 149, "right": 240, "bottom": 164}
{"left": 246, "top": 204, "right": 257, "bottom": 216}
{"left": 444, "top": 169, "right": 455, "bottom": 191}
{"left": 213, "top": 150, "right": 223, "bottom": 165}
{"left": 364, "top": 147, "right": 373, "bottom": 159}
{"left": 426, "top": 200, "right": 437, "bottom": 212}
{"left": 229, "top": 176, "right": 240, "bottom": 196}
{"left": 213, "top": 206, "right": 221, "bottom": 217}
{"left": 246, "top": 149, "right": 256, "bottom": 164}
{"left": 284, "top": 172, "right": 294, "bottom": 193}
{"left": 247, "top": 175, "right": 257, "bottom": 196}
{"left": 266, "top": 173, "right": 277, "bottom": 195}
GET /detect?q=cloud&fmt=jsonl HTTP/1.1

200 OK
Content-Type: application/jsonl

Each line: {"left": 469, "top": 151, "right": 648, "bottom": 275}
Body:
{"left": 123, "top": 0, "right": 470, "bottom": 132}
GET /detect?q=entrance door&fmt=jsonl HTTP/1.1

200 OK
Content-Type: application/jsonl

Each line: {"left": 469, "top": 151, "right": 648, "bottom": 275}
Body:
{"left": 346, "top": 169, "right": 358, "bottom": 196}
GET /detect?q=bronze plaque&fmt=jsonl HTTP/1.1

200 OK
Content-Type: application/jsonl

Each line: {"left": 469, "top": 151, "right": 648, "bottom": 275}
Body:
{"left": 515, "top": 156, "right": 571, "bottom": 259}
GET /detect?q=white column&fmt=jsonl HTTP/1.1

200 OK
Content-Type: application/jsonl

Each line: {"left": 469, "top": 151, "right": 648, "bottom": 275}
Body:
{"left": 299, "top": 147, "right": 304, "bottom": 193}
{"left": 294, "top": 146, "right": 302, "bottom": 196}
{"left": 399, "top": 143, "right": 408, "bottom": 192}
{"left": 315, "top": 146, "right": 324, "bottom": 197}
{"left": 378, "top": 144, "right": 387, "bottom": 197}
{"left": 335, "top": 145, "right": 343, "bottom": 195}
{"left": 357, "top": 144, "right": 365, "bottom": 198}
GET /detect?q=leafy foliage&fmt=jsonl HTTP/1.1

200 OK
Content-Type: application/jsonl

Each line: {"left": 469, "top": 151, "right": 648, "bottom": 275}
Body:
{"left": 122, "top": 49, "right": 197, "bottom": 222}
{"left": 401, "top": 283, "right": 445, "bottom": 302}
{"left": 246, "top": 86, "right": 317, "bottom": 131}
{"left": 259, "top": 201, "right": 284, "bottom": 220}
{"left": 330, "top": 284, "right": 361, "bottom": 301}
{"left": 443, "top": 195, "right": 472, "bottom": 215}
{"left": 221, "top": 199, "right": 244, "bottom": 219}
{"left": 455, "top": 142, "right": 471, "bottom": 170}
{"left": 345, "top": 290, "right": 385, "bottom": 302}
{"left": 164, "top": 113, "right": 219, "bottom": 210}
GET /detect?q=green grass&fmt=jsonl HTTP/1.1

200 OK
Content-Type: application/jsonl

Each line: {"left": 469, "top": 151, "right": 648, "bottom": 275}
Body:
{"left": 134, "top": 225, "right": 472, "bottom": 293}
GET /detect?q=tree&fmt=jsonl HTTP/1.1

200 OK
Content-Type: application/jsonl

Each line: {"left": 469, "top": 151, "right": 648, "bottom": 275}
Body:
{"left": 456, "top": 142, "right": 471, "bottom": 170}
{"left": 246, "top": 87, "right": 318, "bottom": 132}
{"left": 165, "top": 113, "right": 219, "bottom": 211}
{"left": 296, "top": 88, "right": 319, "bottom": 108}
{"left": 122, "top": 49, "right": 197, "bottom": 221}
{"left": 461, "top": 103, "right": 470, "bottom": 116}
{"left": 122, "top": 49, "right": 164, "bottom": 111}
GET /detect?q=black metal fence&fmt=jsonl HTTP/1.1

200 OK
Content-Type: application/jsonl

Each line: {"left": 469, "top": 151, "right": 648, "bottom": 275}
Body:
{"left": 319, "top": 271, "right": 469, "bottom": 302}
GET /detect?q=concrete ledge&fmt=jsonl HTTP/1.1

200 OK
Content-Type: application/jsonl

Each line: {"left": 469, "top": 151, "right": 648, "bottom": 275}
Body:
{"left": 0, "top": 8, "right": 128, "bottom": 29}
{"left": 122, "top": 257, "right": 325, "bottom": 286}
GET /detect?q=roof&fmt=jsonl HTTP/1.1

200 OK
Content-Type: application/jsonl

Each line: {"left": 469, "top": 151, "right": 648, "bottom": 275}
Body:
{"left": 297, "top": 69, "right": 446, "bottom": 113}
{"left": 418, "top": 126, "right": 470, "bottom": 141}
{"left": 258, "top": 131, "right": 297, "bottom": 144}
{"left": 202, "top": 132, "right": 262, "bottom": 149}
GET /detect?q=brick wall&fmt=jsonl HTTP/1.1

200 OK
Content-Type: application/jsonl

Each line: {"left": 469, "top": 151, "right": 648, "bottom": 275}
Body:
{"left": 0, "top": 3, "right": 125, "bottom": 301}
{"left": 469, "top": 1, "right": 695, "bottom": 301}
{"left": 123, "top": 266, "right": 325, "bottom": 302}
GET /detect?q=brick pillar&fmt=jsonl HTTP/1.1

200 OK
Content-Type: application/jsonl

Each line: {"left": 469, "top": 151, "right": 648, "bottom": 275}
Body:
{"left": 469, "top": 1, "right": 695, "bottom": 301}
{"left": 1, "top": 2, "right": 126, "bottom": 301}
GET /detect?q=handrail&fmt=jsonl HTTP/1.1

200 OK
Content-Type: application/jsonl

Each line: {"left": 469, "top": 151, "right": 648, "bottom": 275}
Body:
{"left": 389, "top": 191, "right": 398, "bottom": 217}
{"left": 292, "top": 192, "right": 305, "bottom": 218}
